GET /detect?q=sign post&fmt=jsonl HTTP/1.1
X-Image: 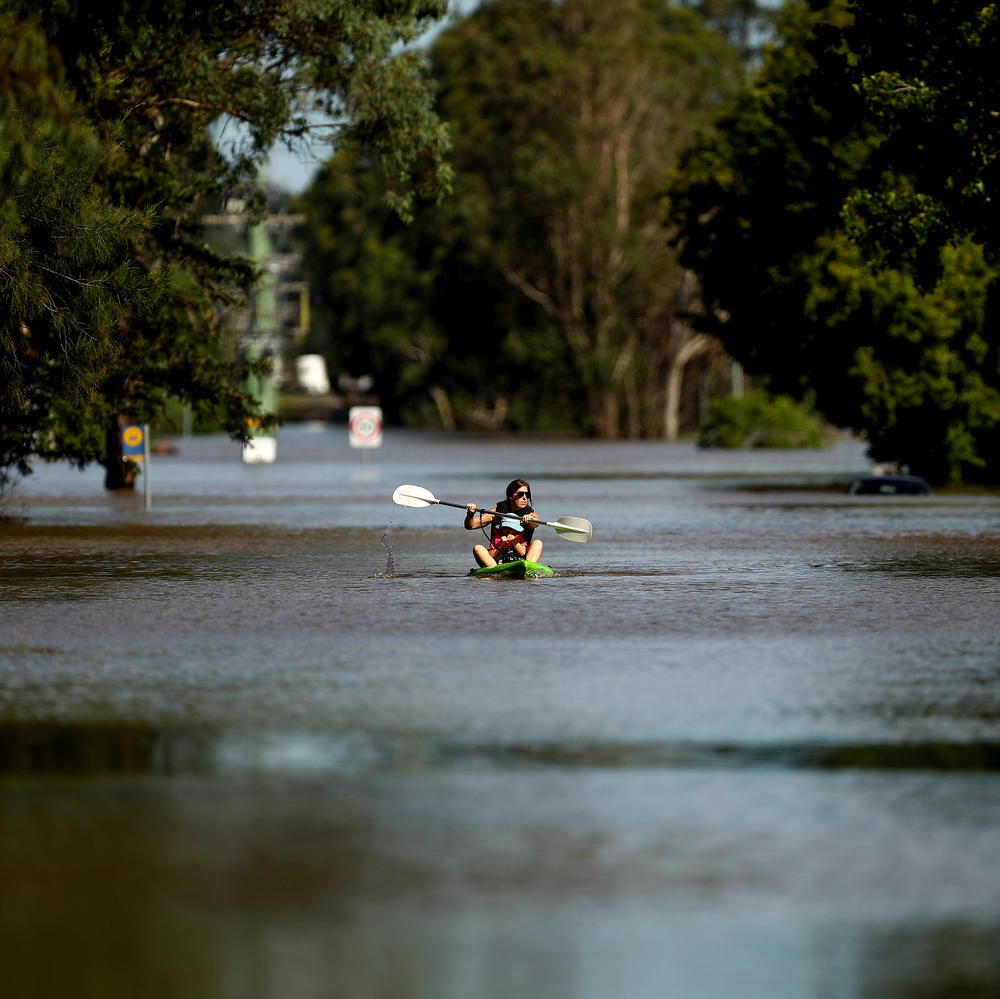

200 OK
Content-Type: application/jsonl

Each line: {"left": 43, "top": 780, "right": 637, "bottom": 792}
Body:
{"left": 348, "top": 406, "right": 383, "bottom": 467}
{"left": 122, "top": 423, "right": 152, "bottom": 510}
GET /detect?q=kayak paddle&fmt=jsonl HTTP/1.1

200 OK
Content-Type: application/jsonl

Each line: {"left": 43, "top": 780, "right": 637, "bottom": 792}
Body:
{"left": 392, "top": 484, "right": 593, "bottom": 542}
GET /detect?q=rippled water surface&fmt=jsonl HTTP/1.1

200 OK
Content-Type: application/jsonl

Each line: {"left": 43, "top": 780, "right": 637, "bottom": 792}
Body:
{"left": 2, "top": 427, "right": 999, "bottom": 999}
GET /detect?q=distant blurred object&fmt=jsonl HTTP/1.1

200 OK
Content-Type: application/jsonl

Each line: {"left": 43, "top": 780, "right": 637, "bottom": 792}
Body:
{"left": 847, "top": 475, "right": 931, "bottom": 495}
{"left": 242, "top": 436, "right": 277, "bottom": 464}
{"left": 296, "top": 354, "right": 331, "bottom": 395}
{"left": 338, "top": 372, "right": 375, "bottom": 394}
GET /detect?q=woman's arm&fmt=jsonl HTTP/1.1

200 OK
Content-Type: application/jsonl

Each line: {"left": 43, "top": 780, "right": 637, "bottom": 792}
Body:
{"left": 465, "top": 504, "right": 497, "bottom": 530}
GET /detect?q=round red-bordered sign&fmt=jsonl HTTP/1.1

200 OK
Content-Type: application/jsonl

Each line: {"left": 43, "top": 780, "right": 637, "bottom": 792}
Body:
{"left": 348, "top": 406, "right": 383, "bottom": 448}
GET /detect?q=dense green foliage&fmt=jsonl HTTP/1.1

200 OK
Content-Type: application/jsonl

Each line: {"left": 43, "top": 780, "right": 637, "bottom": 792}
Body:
{"left": 13, "top": 0, "right": 992, "bottom": 481}
{"left": 0, "top": 16, "right": 154, "bottom": 482}
{"left": 301, "top": 0, "right": 745, "bottom": 436}
{"left": 698, "top": 390, "right": 826, "bottom": 448}
{"left": 0, "top": 0, "right": 450, "bottom": 488}
{"left": 670, "top": 0, "right": 1000, "bottom": 483}
{"left": 300, "top": 147, "right": 538, "bottom": 431}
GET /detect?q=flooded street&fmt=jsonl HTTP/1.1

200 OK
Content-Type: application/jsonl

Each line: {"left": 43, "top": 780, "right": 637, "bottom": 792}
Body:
{"left": 2, "top": 427, "right": 999, "bottom": 998}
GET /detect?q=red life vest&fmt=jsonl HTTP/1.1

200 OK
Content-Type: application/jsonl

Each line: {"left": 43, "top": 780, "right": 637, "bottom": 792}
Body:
{"left": 489, "top": 523, "right": 528, "bottom": 552}
{"left": 487, "top": 501, "right": 534, "bottom": 553}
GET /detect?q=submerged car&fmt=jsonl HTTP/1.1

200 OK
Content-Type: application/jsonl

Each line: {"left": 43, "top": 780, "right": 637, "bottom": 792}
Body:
{"left": 846, "top": 474, "right": 931, "bottom": 495}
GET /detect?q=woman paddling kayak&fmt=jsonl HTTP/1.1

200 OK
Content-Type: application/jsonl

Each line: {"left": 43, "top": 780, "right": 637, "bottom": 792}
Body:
{"left": 464, "top": 478, "right": 544, "bottom": 568}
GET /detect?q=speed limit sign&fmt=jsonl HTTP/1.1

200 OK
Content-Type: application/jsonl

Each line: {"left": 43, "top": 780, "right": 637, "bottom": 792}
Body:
{"left": 348, "top": 406, "right": 383, "bottom": 449}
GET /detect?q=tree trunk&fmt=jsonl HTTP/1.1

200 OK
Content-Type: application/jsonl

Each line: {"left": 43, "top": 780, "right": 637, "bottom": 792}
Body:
{"left": 103, "top": 415, "right": 137, "bottom": 490}
{"left": 429, "top": 385, "right": 456, "bottom": 432}
{"left": 589, "top": 384, "right": 620, "bottom": 438}
{"left": 665, "top": 333, "right": 712, "bottom": 440}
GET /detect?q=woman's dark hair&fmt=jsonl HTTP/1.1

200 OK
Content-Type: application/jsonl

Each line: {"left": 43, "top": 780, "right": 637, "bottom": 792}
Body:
{"left": 506, "top": 478, "right": 531, "bottom": 500}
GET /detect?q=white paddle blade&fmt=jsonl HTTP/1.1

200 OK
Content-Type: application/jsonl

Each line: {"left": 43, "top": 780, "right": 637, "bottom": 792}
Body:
{"left": 547, "top": 517, "right": 593, "bottom": 542}
{"left": 392, "top": 484, "right": 438, "bottom": 508}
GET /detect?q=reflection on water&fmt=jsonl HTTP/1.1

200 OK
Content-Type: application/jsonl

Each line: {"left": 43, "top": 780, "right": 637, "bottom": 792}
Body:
{"left": 2, "top": 429, "right": 999, "bottom": 998}
{"left": 834, "top": 551, "right": 1000, "bottom": 578}
{"left": 3, "top": 723, "right": 1000, "bottom": 778}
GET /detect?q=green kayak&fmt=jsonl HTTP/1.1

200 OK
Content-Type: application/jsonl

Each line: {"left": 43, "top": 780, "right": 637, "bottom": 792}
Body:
{"left": 468, "top": 559, "right": 554, "bottom": 579}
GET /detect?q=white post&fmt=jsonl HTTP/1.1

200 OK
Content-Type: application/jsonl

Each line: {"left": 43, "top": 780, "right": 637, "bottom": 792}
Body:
{"left": 143, "top": 423, "right": 152, "bottom": 511}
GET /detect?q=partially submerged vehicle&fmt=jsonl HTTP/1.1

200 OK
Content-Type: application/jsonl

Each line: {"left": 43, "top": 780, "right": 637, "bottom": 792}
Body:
{"left": 846, "top": 474, "right": 931, "bottom": 495}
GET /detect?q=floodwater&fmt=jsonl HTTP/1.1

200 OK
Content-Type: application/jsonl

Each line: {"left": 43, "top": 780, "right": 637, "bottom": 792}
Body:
{"left": 2, "top": 426, "right": 999, "bottom": 999}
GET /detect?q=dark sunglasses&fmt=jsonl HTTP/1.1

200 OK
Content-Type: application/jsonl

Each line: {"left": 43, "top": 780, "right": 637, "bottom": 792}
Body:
{"left": 510, "top": 489, "right": 530, "bottom": 498}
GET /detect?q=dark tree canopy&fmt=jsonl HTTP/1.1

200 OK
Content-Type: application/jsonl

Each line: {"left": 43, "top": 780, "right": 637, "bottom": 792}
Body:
{"left": 670, "top": 0, "right": 1000, "bottom": 483}
{"left": 301, "top": 0, "right": 743, "bottom": 437}
{"left": 0, "top": 0, "right": 451, "bottom": 488}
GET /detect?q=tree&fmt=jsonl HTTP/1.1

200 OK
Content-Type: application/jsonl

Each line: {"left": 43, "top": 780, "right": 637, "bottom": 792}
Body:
{"left": 302, "top": 0, "right": 743, "bottom": 437}
{"left": 0, "top": 0, "right": 451, "bottom": 488}
{"left": 670, "top": 0, "right": 1000, "bottom": 483}
{"left": 836, "top": 0, "right": 1000, "bottom": 482}
{"left": 0, "top": 16, "right": 153, "bottom": 487}
{"left": 301, "top": 138, "right": 562, "bottom": 430}
{"left": 440, "top": 0, "right": 743, "bottom": 437}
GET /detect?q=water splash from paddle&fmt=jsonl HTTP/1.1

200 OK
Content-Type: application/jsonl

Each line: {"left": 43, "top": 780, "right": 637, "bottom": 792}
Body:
{"left": 377, "top": 523, "right": 395, "bottom": 577}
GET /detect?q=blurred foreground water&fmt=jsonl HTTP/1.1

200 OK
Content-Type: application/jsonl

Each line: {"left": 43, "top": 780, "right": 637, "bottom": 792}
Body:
{"left": 1, "top": 426, "right": 999, "bottom": 999}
